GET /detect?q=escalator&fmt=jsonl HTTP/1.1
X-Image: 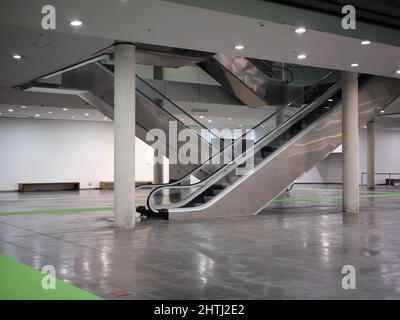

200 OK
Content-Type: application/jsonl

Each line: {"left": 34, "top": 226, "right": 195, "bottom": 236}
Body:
{"left": 199, "top": 54, "right": 333, "bottom": 109}
{"left": 20, "top": 55, "right": 222, "bottom": 179}
{"left": 141, "top": 72, "right": 400, "bottom": 220}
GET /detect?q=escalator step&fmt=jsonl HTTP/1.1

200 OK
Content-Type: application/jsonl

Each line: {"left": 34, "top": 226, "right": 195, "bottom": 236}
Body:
{"left": 213, "top": 189, "right": 223, "bottom": 196}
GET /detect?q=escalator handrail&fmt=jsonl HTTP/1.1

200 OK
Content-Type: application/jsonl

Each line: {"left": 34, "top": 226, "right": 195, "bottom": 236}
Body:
{"left": 146, "top": 75, "right": 343, "bottom": 212}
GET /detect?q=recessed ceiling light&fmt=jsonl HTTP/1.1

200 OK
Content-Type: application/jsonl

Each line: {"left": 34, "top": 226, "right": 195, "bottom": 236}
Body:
{"left": 328, "top": 99, "right": 334, "bottom": 102}
{"left": 350, "top": 63, "right": 359, "bottom": 67}
{"left": 363, "top": 125, "right": 367, "bottom": 129}
{"left": 8, "top": 109, "right": 14, "bottom": 112}
{"left": 234, "top": 44, "right": 245, "bottom": 50}
{"left": 297, "top": 54, "right": 307, "bottom": 60}
{"left": 62, "top": 108, "right": 69, "bottom": 111}
{"left": 295, "top": 27, "right": 306, "bottom": 34}
{"left": 84, "top": 113, "right": 90, "bottom": 116}
{"left": 199, "top": 115, "right": 204, "bottom": 119}
{"left": 239, "top": 124, "right": 243, "bottom": 127}
{"left": 228, "top": 117, "right": 232, "bottom": 120}
{"left": 33, "top": 42, "right": 48, "bottom": 48}
{"left": 35, "top": 114, "right": 40, "bottom": 117}
{"left": 70, "top": 20, "right": 83, "bottom": 27}
{"left": 103, "top": 117, "right": 108, "bottom": 120}
{"left": 0, "top": 112, "right": 2, "bottom": 115}
{"left": 12, "top": 54, "right": 22, "bottom": 60}
{"left": 361, "top": 40, "right": 371, "bottom": 46}
{"left": 396, "top": 69, "right": 400, "bottom": 75}
{"left": 21, "top": 105, "right": 26, "bottom": 109}
{"left": 48, "top": 111, "right": 53, "bottom": 114}
{"left": 71, "top": 116, "right": 75, "bottom": 119}
{"left": 380, "top": 110, "right": 385, "bottom": 113}
{"left": 207, "top": 119, "right": 212, "bottom": 123}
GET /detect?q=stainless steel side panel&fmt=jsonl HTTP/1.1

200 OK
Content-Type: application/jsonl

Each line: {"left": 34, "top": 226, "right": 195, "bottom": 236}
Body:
{"left": 169, "top": 76, "right": 400, "bottom": 220}
{"left": 199, "top": 54, "right": 288, "bottom": 108}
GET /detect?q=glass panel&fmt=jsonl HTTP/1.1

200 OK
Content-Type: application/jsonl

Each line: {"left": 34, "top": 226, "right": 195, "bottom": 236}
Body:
{"left": 136, "top": 76, "right": 209, "bottom": 136}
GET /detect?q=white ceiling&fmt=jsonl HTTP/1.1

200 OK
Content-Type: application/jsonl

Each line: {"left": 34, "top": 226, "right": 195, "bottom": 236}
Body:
{"left": 0, "top": 104, "right": 110, "bottom": 122}
{"left": 0, "top": 0, "right": 400, "bottom": 89}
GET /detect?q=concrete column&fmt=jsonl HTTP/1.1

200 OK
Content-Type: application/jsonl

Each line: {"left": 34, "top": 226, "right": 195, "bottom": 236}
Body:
{"left": 367, "top": 120, "right": 375, "bottom": 190}
{"left": 153, "top": 151, "right": 164, "bottom": 184}
{"left": 342, "top": 71, "right": 359, "bottom": 214}
{"left": 114, "top": 43, "right": 135, "bottom": 229}
{"left": 153, "top": 66, "right": 164, "bottom": 185}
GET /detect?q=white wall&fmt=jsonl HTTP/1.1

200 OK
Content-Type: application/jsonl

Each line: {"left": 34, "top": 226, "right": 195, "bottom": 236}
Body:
{"left": 1, "top": 117, "right": 399, "bottom": 191}
{"left": 0, "top": 117, "right": 155, "bottom": 191}
{"left": 299, "top": 128, "right": 400, "bottom": 184}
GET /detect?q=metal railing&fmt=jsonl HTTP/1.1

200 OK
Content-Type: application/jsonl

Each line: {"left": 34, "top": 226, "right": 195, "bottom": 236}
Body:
{"left": 361, "top": 172, "right": 400, "bottom": 186}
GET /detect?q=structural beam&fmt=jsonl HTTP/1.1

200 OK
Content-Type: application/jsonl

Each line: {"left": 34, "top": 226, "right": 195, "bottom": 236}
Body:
{"left": 342, "top": 71, "right": 359, "bottom": 214}
{"left": 114, "top": 42, "right": 136, "bottom": 229}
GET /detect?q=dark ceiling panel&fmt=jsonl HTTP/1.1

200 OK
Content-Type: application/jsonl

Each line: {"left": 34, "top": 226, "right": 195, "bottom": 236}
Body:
{"left": 265, "top": 0, "right": 400, "bottom": 30}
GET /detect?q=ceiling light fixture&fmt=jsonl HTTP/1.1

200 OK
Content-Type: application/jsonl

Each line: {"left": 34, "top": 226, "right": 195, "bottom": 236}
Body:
{"left": 380, "top": 110, "right": 385, "bottom": 113}
{"left": 396, "top": 69, "right": 400, "bottom": 75}
{"left": 70, "top": 20, "right": 83, "bottom": 27}
{"left": 48, "top": 111, "right": 53, "bottom": 114}
{"left": 62, "top": 108, "right": 68, "bottom": 111}
{"left": 234, "top": 44, "right": 245, "bottom": 50}
{"left": 71, "top": 116, "right": 75, "bottom": 119}
{"left": 21, "top": 105, "right": 27, "bottom": 109}
{"left": 361, "top": 40, "right": 371, "bottom": 46}
{"left": 350, "top": 63, "right": 359, "bottom": 67}
{"left": 228, "top": 117, "right": 232, "bottom": 120}
{"left": 35, "top": 114, "right": 40, "bottom": 117}
{"left": 207, "top": 119, "right": 212, "bottom": 123}
{"left": 297, "top": 54, "right": 307, "bottom": 60}
{"left": 33, "top": 42, "right": 48, "bottom": 48}
{"left": 8, "top": 109, "right": 14, "bottom": 112}
{"left": 295, "top": 27, "right": 306, "bottom": 34}
{"left": 328, "top": 99, "right": 334, "bottom": 102}
{"left": 199, "top": 115, "right": 204, "bottom": 119}
{"left": 85, "top": 113, "right": 90, "bottom": 116}
{"left": 12, "top": 54, "right": 22, "bottom": 60}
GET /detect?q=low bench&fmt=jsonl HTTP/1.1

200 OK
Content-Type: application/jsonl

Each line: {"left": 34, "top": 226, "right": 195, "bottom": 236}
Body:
{"left": 386, "top": 179, "right": 400, "bottom": 186}
{"left": 18, "top": 182, "right": 80, "bottom": 192}
{"left": 99, "top": 181, "right": 153, "bottom": 190}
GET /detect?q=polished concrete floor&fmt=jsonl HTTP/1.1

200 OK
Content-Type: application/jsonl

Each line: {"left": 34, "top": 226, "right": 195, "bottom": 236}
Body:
{"left": 1, "top": 185, "right": 400, "bottom": 299}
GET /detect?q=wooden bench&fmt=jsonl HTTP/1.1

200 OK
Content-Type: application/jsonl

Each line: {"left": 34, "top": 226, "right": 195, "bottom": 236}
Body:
{"left": 386, "top": 179, "right": 400, "bottom": 186}
{"left": 99, "top": 181, "right": 153, "bottom": 190}
{"left": 18, "top": 182, "right": 80, "bottom": 192}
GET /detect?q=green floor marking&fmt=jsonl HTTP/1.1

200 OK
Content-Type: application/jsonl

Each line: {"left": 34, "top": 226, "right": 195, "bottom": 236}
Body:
{"left": 295, "top": 187, "right": 342, "bottom": 193}
{"left": 0, "top": 205, "right": 145, "bottom": 217}
{"left": 0, "top": 206, "right": 113, "bottom": 216}
{"left": 0, "top": 255, "right": 103, "bottom": 300}
{"left": 274, "top": 192, "right": 400, "bottom": 203}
